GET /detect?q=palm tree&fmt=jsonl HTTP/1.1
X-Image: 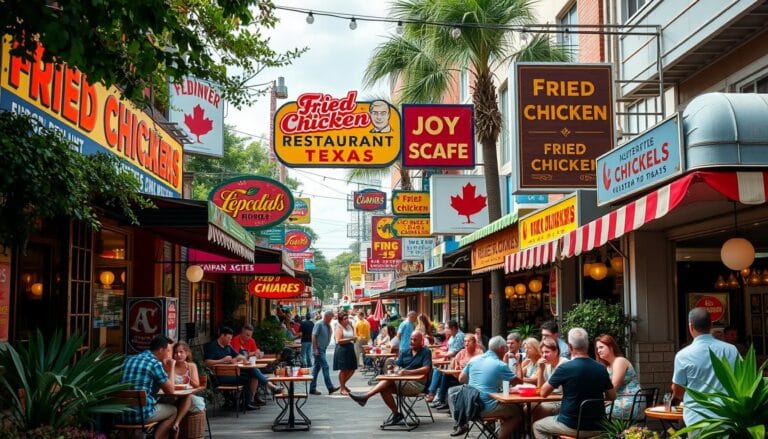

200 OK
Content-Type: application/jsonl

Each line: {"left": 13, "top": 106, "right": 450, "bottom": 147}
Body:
{"left": 364, "top": 0, "right": 570, "bottom": 335}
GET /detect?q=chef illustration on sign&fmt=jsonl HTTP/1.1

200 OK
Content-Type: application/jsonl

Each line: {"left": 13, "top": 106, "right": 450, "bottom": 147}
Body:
{"left": 369, "top": 100, "right": 392, "bottom": 133}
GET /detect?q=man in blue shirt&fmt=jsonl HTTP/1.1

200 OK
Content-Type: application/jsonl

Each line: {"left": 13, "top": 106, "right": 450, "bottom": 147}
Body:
{"left": 444, "top": 319, "right": 466, "bottom": 359}
{"left": 672, "top": 307, "right": 739, "bottom": 429}
{"left": 534, "top": 328, "right": 615, "bottom": 438}
{"left": 541, "top": 321, "right": 570, "bottom": 359}
{"left": 348, "top": 331, "right": 432, "bottom": 426}
{"left": 396, "top": 310, "right": 418, "bottom": 352}
{"left": 455, "top": 336, "right": 522, "bottom": 438}
{"left": 120, "top": 334, "right": 177, "bottom": 439}
{"left": 310, "top": 311, "right": 341, "bottom": 395}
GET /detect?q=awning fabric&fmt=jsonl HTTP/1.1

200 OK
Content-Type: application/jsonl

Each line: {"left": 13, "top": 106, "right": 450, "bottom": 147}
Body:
{"left": 505, "top": 171, "right": 768, "bottom": 273}
{"left": 459, "top": 212, "right": 518, "bottom": 247}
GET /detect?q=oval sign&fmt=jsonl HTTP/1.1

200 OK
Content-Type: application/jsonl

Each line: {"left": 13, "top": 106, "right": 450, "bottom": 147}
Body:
{"left": 285, "top": 230, "right": 311, "bottom": 253}
{"left": 695, "top": 296, "right": 724, "bottom": 323}
{"left": 247, "top": 275, "right": 305, "bottom": 299}
{"left": 208, "top": 176, "right": 294, "bottom": 230}
{"left": 354, "top": 189, "right": 387, "bottom": 211}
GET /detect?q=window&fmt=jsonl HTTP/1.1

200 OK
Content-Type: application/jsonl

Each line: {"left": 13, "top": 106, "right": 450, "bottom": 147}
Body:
{"left": 558, "top": 4, "right": 579, "bottom": 61}
{"left": 499, "top": 84, "right": 511, "bottom": 165}
{"left": 740, "top": 75, "right": 768, "bottom": 93}
{"left": 460, "top": 68, "right": 470, "bottom": 102}
{"left": 623, "top": 96, "right": 661, "bottom": 138}
{"left": 622, "top": 0, "right": 651, "bottom": 23}
{"left": 191, "top": 281, "right": 213, "bottom": 339}
{"left": 161, "top": 242, "right": 176, "bottom": 296}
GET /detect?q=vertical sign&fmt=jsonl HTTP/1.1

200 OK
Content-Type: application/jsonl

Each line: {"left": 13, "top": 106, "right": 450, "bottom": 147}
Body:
{"left": 169, "top": 76, "right": 224, "bottom": 157}
{"left": 0, "top": 252, "right": 10, "bottom": 343}
{"left": 369, "top": 216, "right": 401, "bottom": 271}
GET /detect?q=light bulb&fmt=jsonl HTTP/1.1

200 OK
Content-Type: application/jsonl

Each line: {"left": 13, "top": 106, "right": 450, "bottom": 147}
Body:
{"left": 451, "top": 27, "right": 461, "bottom": 39}
{"left": 396, "top": 21, "right": 404, "bottom": 35}
{"left": 349, "top": 18, "right": 357, "bottom": 30}
{"left": 306, "top": 12, "right": 314, "bottom": 24}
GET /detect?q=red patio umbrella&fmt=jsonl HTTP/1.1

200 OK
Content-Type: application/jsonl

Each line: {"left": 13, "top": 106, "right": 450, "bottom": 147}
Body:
{"left": 373, "top": 298, "right": 385, "bottom": 321}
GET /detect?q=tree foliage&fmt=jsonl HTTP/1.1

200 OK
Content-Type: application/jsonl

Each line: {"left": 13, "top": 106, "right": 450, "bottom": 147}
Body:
{"left": 0, "top": 112, "right": 151, "bottom": 249}
{"left": 1, "top": 0, "right": 305, "bottom": 108}
{"left": 326, "top": 248, "right": 360, "bottom": 300}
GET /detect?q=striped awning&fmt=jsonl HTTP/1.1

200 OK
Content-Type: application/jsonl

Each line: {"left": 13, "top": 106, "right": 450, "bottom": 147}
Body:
{"left": 459, "top": 212, "right": 518, "bottom": 247}
{"left": 505, "top": 171, "right": 768, "bottom": 273}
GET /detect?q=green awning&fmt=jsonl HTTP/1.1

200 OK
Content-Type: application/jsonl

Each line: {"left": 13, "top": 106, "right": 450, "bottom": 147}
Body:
{"left": 459, "top": 212, "right": 518, "bottom": 247}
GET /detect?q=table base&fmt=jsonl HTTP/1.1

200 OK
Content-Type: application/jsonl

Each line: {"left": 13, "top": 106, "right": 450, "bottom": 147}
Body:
{"left": 379, "top": 382, "right": 419, "bottom": 431}
{"left": 271, "top": 381, "right": 311, "bottom": 432}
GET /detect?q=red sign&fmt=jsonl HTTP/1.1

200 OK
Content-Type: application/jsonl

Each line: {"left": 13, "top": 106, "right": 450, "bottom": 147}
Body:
{"left": 0, "top": 253, "right": 10, "bottom": 343}
{"left": 209, "top": 176, "right": 294, "bottom": 230}
{"left": 167, "top": 300, "right": 177, "bottom": 334}
{"left": 354, "top": 189, "right": 387, "bottom": 211}
{"left": 695, "top": 296, "right": 725, "bottom": 323}
{"left": 369, "top": 216, "right": 401, "bottom": 272}
{"left": 284, "top": 230, "right": 311, "bottom": 252}
{"left": 402, "top": 104, "right": 475, "bottom": 168}
{"left": 354, "top": 287, "right": 363, "bottom": 298}
{"left": 549, "top": 270, "right": 558, "bottom": 316}
{"left": 247, "top": 275, "right": 305, "bottom": 299}
{"left": 127, "top": 299, "right": 162, "bottom": 353}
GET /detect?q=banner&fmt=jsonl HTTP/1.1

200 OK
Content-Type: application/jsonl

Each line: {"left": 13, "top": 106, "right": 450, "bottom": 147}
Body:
{"left": 402, "top": 104, "right": 475, "bottom": 168}
{"left": 287, "top": 197, "right": 311, "bottom": 224}
{"left": 169, "top": 76, "right": 224, "bottom": 157}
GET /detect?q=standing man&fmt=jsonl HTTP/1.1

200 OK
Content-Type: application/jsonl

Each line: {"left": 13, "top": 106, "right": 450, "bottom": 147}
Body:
{"left": 533, "top": 328, "right": 615, "bottom": 439}
{"left": 299, "top": 314, "right": 315, "bottom": 368}
{"left": 541, "top": 321, "right": 571, "bottom": 359}
{"left": 366, "top": 310, "right": 380, "bottom": 343}
{"left": 120, "top": 334, "right": 177, "bottom": 439}
{"left": 309, "top": 311, "right": 341, "bottom": 395}
{"left": 396, "top": 310, "right": 418, "bottom": 352}
{"left": 672, "top": 307, "right": 739, "bottom": 430}
{"left": 355, "top": 310, "right": 371, "bottom": 367}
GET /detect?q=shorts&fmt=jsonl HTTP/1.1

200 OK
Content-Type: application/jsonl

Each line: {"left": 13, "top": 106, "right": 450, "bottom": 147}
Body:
{"left": 148, "top": 403, "right": 177, "bottom": 422}
{"left": 399, "top": 381, "right": 426, "bottom": 397}
{"left": 482, "top": 402, "right": 523, "bottom": 419}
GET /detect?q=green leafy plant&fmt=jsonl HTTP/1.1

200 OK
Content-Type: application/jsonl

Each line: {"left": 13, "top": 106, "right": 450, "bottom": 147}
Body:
{"left": 600, "top": 417, "right": 632, "bottom": 438}
{"left": 252, "top": 318, "right": 289, "bottom": 354}
{"left": 674, "top": 345, "right": 768, "bottom": 438}
{"left": 509, "top": 323, "right": 538, "bottom": 340}
{"left": 561, "top": 299, "right": 634, "bottom": 353}
{"left": 0, "top": 330, "right": 129, "bottom": 432}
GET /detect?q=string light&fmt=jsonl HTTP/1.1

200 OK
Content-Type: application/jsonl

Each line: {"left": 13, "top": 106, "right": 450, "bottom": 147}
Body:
{"left": 451, "top": 26, "right": 462, "bottom": 39}
{"left": 306, "top": 12, "right": 314, "bottom": 24}
{"left": 349, "top": 17, "right": 357, "bottom": 30}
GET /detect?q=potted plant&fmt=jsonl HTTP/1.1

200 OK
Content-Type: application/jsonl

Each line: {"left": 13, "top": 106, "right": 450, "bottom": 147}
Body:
{"left": 509, "top": 323, "right": 538, "bottom": 340}
{"left": 561, "top": 299, "right": 634, "bottom": 354}
{"left": 674, "top": 345, "right": 767, "bottom": 438}
{"left": 0, "top": 330, "right": 129, "bottom": 436}
{"left": 253, "top": 318, "right": 289, "bottom": 354}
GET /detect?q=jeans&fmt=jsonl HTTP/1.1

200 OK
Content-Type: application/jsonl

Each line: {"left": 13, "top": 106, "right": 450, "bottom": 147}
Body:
{"left": 310, "top": 350, "right": 334, "bottom": 391}
{"left": 438, "top": 375, "right": 459, "bottom": 401}
{"left": 428, "top": 369, "right": 441, "bottom": 395}
{"left": 301, "top": 341, "right": 313, "bottom": 367}
{"left": 243, "top": 367, "right": 268, "bottom": 384}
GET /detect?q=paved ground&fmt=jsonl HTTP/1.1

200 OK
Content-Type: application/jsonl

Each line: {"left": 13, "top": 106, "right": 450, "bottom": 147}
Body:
{"left": 206, "top": 349, "right": 456, "bottom": 438}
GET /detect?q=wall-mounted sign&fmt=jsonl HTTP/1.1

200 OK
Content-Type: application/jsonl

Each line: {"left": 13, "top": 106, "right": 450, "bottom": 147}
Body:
{"left": 247, "top": 275, "right": 305, "bottom": 299}
{"left": 288, "top": 197, "right": 311, "bottom": 224}
{"left": 354, "top": 189, "right": 387, "bottom": 211}
{"left": 688, "top": 293, "right": 729, "bottom": 325}
{"left": 402, "top": 104, "right": 475, "bottom": 168}
{"left": 169, "top": 76, "right": 224, "bottom": 157}
{"left": 392, "top": 217, "right": 431, "bottom": 237}
{"left": 273, "top": 91, "right": 401, "bottom": 167}
{"left": 288, "top": 251, "right": 314, "bottom": 261}
{"left": 255, "top": 226, "right": 286, "bottom": 245}
{"left": 369, "top": 216, "right": 401, "bottom": 272}
{"left": 392, "top": 191, "right": 430, "bottom": 216}
{"left": 397, "top": 260, "right": 424, "bottom": 277}
{"left": 349, "top": 262, "right": 364, "bottom": 283}
{"left": 125, "top": 298, "right": 177, "bottom": 354}
{"left": 519, "top": 195, "right": 577, "bottom": 249}
{"left": 0, "top": 38, "right": 183, "bottom": 197}
{"left": 512, "top": 63, "right": 614, "bottom": 192}
{"left": 471, "top": 227, "right": 519, "bottom": 273}
{"left": 367, "top": 248, "right": 400, "bottom": 272}
{"left": 284, "top": 230, "right": 312, "bottom": 253}
{"left": 597, "top": 114, "right": 683, "bottom": 206}
{"left": 208, "top": 176, "right": 294, "bottom": 230}
{"left": 429, "top": 175, "right": 507, "bottom": 234}
{"left": 402, "top": 237, "right": 436, "bottom": 260}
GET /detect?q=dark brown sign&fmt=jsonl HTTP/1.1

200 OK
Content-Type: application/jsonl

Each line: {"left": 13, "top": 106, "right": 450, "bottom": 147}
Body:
{"left": 515, "top": 64, "right": 614, "bottom": 190}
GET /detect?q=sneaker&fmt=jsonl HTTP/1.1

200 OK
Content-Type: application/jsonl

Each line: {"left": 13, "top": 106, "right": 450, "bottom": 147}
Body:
{"left": 389, "top": 412, "right": 404, "bottom": 425}
{"left": 429, "top": 399, "right": 444, "bottom": 408}
{"left": 252, "top": 397, "right": 267, "bottom": 406}
{"left": 309, "top": 390, "right": 322, "bottom": 396}
{"left": 434, "top": 402, "right": 449, "bottom": 411}
{"left": 269, "top": 385, "right": 283, "bottom": 395}
{"left": 450, "top": 425, "right": 469, "bottom": 437}
{"left": 425, "top": 394, "right": 436, "bottom": 403}
{"left": 349, "top": 392, "right": 367, "bottom": 407}
{"left": 328, "top": 386, "right": 341, "bottom": 394}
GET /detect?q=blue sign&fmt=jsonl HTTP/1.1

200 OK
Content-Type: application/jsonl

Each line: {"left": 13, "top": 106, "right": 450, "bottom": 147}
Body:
{"left": 515, "top": 195, "right": 548, "bottom": 204}
{"left": 304, "top": 259, "right": 316, "bottom": 270}
{"left": 596, "top": 115, "right": 683, "bottom": 206}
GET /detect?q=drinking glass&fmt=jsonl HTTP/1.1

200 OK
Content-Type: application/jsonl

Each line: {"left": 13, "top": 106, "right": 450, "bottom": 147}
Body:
{"left": 502, "top": 381, "right": 510, "bottom": 396}
{"left": 663, "top": 393, "right": 673, "bottom": 412}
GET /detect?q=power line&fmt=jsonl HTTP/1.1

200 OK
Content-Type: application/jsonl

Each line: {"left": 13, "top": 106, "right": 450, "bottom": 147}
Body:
{"left": 291, "top": 168, "right": 383, "bottom": 188}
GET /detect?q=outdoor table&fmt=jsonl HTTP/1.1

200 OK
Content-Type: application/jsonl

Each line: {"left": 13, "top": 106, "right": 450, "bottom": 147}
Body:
{"left": 375, "top": 374, "right": 424, "bottom": 431}
{"left": 364, "top": 352, "right": 397, "bottom": 384}
{"left": 490, "top": 391, "right": 563, "bottom": 436}
{"left": 237, "top": 362, "right": 269, "bottom": 369}
{"left": 261, "top": 354, "right": 278, "bottom": 362}
{"left": 645, "top": 405, "right": 684, "bottom": 437}
{"left": 267, "top": 375, "right": 313, "bottom": 432}
{"left": 432, "top": 358, "right": 451, "bottom": 369}
{"left": 158, "top": 386, "right": 205, "bottom": 397}
{"left": 438, "top": 368, "right": 462, "bottom": 378}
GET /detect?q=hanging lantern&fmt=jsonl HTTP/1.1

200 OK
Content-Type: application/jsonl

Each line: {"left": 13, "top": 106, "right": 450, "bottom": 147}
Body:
{"left": 504, "top": 286, "right": 515, "bottom": 299}
{"left": 740, "top": 267, "right": 752, "bottom": 278}
{"left": 727, "top": 272, "right": 740, "bottom": 289}
{"left": 30, "top": 282, "right": 44, "bottom": 297}
{"left": 589, "top": 263, "right": 609, "bottom": 281}
{"left": 714, "top": 274, "right": 727, "bottom": 290}
{"left": 514, "top": 283, "right": 527, "bottom": 295}
{"left": 610, "top": 256, "right": 624, "bottom": 274}
{"left": 720, "top": 238, "right": 755, "bottom": 271}
{"left": 99, "top": 270, "right": 115, "bottom": 287}
{"left": 762, "top": 269, "right": 768, "bottom": 285}
{"left": 186, "top": 265, "right": 204, "bottom": 283}
{"left": 582, "top": 263, "right": 592, "bottom": 277}
{"left": 528, "top": 278, "right": 543, "bottom": 293}
{"left": 748, "top": 270, "right": 761, "bottom": 287}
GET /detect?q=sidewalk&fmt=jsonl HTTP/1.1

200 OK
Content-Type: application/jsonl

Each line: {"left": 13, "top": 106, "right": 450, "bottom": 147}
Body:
{"left": 206, "top": 349, "right": 456, "bottom": 437}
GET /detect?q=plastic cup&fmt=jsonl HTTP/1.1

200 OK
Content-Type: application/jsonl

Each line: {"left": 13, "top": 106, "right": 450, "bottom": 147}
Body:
{"left": 502, "top": 381, "right": 510, "bottom": 396}
{"left": 249, "top": 356, "right": 256, "bottom": 365}
{"left": 292, "top": 366, "right": 300, "bottom": 377}
{"left": 663, "top": 393, "right": 673, "bottom": 412}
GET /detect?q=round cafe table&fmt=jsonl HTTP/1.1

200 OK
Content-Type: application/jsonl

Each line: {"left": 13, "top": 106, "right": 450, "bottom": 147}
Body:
{"left": 644, "top": 405, "right": 684, "bottom": 437}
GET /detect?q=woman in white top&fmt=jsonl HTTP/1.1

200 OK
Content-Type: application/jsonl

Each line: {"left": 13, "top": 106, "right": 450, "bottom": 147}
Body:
{"left": 333, "top": 312, "right": 358, "bottom": 395}
{"left": 532, "top": 337, "right": 569, "bottom": 422}
{"left": 375, "top": 325, "right": 391, "bottom": 347}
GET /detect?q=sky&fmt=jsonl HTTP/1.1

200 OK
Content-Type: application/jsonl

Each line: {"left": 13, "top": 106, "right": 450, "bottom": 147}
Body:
{"left": 226, "top": 1, "right": 395, "bottom": 260}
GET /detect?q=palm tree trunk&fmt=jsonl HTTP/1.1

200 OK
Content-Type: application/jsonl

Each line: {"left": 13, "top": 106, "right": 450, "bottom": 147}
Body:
{"left": 473, "top": 71, "right": 506, "bottom": 337}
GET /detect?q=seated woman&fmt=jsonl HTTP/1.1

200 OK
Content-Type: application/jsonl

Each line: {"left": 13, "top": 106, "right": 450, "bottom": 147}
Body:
{"left": 385, "top": 326, "right": 399, "bottom": 354}
{"left": 375, "top": 324, "right": 390, "bottom": 347}
{"left": 163, "top": 341, "right": 205, "bottom": 434}
{"left": 595, "top": 334, "right": 642, "bottom": 419}
{"left": 517, "top": 337, "right": 541, "bottom": 385}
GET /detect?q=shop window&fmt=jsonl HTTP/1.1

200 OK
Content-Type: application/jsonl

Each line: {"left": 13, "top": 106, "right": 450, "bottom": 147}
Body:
{"left": 558, "top": 3, "right": 579, "bottom": 61}
{"left": 191, "top": 281, "right": 213, "bottom": 340}
{"left": 96, "top": 229, "right": 126, "bottom": 260}
{"left": 740, "top": 75, "right": 768, "bottom": 93}
{"left": 505, "top": 275, "right": 550, "bottom": 328}
{"left": 623, "top": 96, "right": 661, "bottom": 138}
{"left": 581, "top": 249, "right": 624, "bottom": 303}
{"left": 93, "top": 227, "right": 130, "bottom": 353}
{"left": 499, "top": 84, "right": 511, "bottom": 166}
{"left": 161, "top": 242, "right": 176, "bottom": 296}
{"left": 449, "top": 283, "right": 467, "bottom": 329}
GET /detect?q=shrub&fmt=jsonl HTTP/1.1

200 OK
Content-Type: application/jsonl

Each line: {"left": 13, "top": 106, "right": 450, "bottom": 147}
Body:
{"left": 253, "top": 318, "right": 289, "bottom": 354}
{"left": 561, "top": 298, "right": 633, "bottom": 354}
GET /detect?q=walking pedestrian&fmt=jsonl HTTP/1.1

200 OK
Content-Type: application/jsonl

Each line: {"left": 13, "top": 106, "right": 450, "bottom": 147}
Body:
{"left": 334, "top": 311, "right": 358, "bottom": 395}
{"left": 309, "top": 311, "right": 341, "bottom": 396}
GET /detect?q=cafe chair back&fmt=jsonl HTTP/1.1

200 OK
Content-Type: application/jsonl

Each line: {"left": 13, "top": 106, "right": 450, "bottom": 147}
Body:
{"left": 628, "top": 387, "right": 659, "bottom": 425}
{"left": 110, "top": 389, "right": 158, "bottom": 437}
{"left": 211, "top": 364, "right": 246, "bottom": 418}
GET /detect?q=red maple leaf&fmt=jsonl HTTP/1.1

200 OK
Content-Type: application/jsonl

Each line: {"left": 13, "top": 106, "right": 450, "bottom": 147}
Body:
{"left": 184, "top": 104, "right": 213, "bottom": 142}
{"left": 450, "top": 183, "right": 487, "bottom": 223}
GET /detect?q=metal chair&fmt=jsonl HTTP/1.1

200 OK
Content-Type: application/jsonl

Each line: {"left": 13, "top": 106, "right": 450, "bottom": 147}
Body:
{"left": 558, "top": 398, "right": 614, "bottom": 439}
{"left": 628, "top": 387, "right": 659, "bottom": 425}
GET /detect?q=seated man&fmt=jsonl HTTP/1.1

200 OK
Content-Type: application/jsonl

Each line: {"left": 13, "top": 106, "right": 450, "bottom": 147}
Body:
{"left": 533, "top": 328, "right": 615, "bottom": 439}
{"left": 347, "top": 331, "right": 432, "bottom": 425}
{"left": 453, "top": 336, "right": 522, "bottom": 438}
{"left": 204, "top": 326, "right": 281, "bottom": 409}
{"left": 231, "top": 323, "right": 263, "bottom": 359}
{"left": 430, "top": 333, "right": 484, "bottom": 411}
{"left": 120, "top": 334, "right": 177, "bottom": 439}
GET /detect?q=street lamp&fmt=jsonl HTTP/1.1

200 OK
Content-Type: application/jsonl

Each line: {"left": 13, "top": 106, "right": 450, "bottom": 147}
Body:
{"left": 269, "top": 76, "right": 288, "bottom": 183}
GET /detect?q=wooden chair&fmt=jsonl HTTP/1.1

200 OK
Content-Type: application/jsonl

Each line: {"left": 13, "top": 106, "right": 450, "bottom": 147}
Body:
{"left": 111, "top": 389, "right": 158, "bottom": 438}
{"left": 211, "top": 365, "right": 246, "bottom": 418}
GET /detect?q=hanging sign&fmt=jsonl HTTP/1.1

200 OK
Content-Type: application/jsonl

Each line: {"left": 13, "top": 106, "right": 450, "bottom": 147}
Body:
{"left": 512, "top": 63, "right": 614, "bottom": 192}
{"left": 402, "top": 237, "right": 436, "bottom": 260}
{"left": 392, "top": 217, "right": 431, "bottom": 238}
{"left": 392, "top": 190, "right": 430, "bottom": 216}
{"left": 168, "top": 76, "right": 224, "bottom": 157}
{"left": 255, "top": 226, "right": 286, "bottom": 245}
{"left": 208, "top": 176, "right": 294, "bottom": 230}
{"left": 247, "top": 275, "right": 305, "bottom": 299}
{"left": 349, "top": 263, "right": 364, "bottom": 283}
{"left": 288, "top": 197, "right": 311, "bottom": 224}
{"left": 354, "top": 189, "right": 387, "bottom": 211}
{"left": 519, "top": 196, "right": 577, "bottom": 249}
{"left": 284, "top": 230, "right": 312, "bottom": 253}
{"left": 429, "top": 175, "right": 507, "bottom": 234}
{"left": 273, "top": 91, "right": 401, "bottom": 167}
{"left": 402, "top": 104, "right": 475, "bottom": 168}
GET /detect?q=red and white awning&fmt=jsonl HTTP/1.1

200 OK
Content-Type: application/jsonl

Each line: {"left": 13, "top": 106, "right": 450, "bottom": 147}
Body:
{"left": 505, "top": 171, "right": 768, "bottom": 273}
